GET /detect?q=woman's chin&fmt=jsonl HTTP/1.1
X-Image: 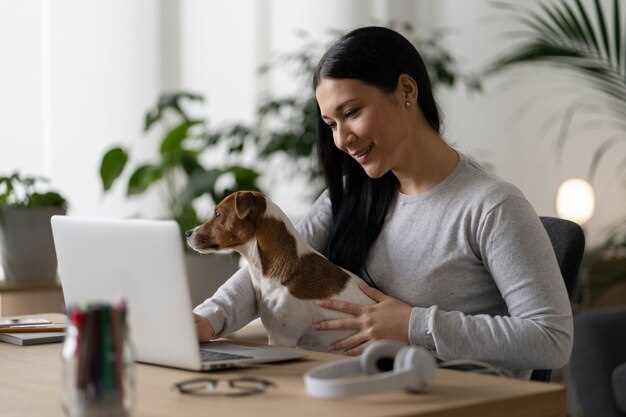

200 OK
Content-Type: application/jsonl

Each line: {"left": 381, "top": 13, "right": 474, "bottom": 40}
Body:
{"left": 362, "top": 164, "right": 387, "bottom": 179}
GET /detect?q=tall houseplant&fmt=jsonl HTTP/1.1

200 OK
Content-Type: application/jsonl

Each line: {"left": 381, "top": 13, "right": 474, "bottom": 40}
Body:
{"left": 99, "top": 91, "right": 261, "bottom": 236}
{"left": 99, "top": 93, "right": 255, "bottom": 306}
{"left": 487, "top": 0, "right": 626, "bottom": 307}
{"left": 0, "top": 173, "right": 67, "bottom": 282}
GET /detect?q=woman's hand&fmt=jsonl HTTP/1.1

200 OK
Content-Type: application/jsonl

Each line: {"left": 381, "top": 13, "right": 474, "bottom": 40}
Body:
{"left": 313, "top": 284, "right": 413, "bottom": 356}
{"left": 193, "top": 313, "right": 215, "bottom": 342}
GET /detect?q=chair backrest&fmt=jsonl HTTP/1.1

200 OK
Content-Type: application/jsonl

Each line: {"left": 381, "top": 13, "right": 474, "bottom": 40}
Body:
{"left": 570, "top": 307, "right": 626, "bottom": 417}
{"left": 530, "top": 216, "right": 585, "bottom": 382}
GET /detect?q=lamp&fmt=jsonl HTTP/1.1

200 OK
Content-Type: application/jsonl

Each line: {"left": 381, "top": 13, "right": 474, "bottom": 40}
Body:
{"left": 556, "top": 178, "right": 595, "bottom": 225}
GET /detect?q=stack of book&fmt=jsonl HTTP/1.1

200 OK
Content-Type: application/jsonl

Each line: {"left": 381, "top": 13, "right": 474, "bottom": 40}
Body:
{"left": 0, "top": 317, "right": 65, "bottom": 345}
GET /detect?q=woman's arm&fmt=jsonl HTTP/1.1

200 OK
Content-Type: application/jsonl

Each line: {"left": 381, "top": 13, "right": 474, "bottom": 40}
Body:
{"left": 316, "top": 194, "right": 573, "bottom": 372}
{"left": 410, "top": 195, "right": 574, "bottom": 371}
{"left": 192, "top": 267, "right": 259, "bottom": 339}
{"left": 294, "top": 189, "right": 333, "bottom": 254}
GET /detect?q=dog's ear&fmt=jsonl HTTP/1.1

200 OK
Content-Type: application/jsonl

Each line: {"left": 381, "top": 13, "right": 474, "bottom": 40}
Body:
{"left": 234, "top": 191, "right": 263, "bottom": 220}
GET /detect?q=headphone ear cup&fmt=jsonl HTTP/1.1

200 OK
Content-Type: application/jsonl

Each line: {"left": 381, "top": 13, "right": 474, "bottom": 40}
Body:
{"left": 394, "top": 346, "right": 437, "bottom": 392}
{"left": 361, "top": 340, "right": 407, "bottom": 375}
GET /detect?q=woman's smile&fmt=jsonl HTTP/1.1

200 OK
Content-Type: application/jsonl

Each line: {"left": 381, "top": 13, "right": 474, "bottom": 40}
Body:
{"left": 351, "top": 143, "right": 374, "bottom": 163}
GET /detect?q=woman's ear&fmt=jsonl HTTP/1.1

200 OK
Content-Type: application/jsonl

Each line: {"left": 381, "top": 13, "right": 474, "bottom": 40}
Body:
{"left": 397, "top": 74, "right": 418, "bottom": 107}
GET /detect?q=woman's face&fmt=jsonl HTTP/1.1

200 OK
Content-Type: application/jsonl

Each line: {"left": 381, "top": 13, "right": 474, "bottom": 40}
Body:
{"left": 315, "top": 77, "right": 412, "bottom": 178}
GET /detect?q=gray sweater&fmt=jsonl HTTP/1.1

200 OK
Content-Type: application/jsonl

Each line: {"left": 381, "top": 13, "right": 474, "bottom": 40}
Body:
{"left": 193, "top": 153, "right": 573, "bottom": 376}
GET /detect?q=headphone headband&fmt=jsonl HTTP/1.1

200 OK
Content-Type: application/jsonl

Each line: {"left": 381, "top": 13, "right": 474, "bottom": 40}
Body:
{"left": 305, "top": 357, "right": 418, "bottom": 399}
{"left": 304, "top": 341, "right": 436, "bottom": 399}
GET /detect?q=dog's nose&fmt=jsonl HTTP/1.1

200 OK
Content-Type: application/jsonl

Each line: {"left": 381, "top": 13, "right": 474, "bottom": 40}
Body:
{"left": 184, "top": 230, "right": 193, "bottom": 239}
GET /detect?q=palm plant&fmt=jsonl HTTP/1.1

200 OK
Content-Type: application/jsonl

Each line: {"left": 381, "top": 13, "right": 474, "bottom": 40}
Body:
{"left": 488, "top": 0, "right": 626, "bottom": 183}
{"left": 487, "top": 0, "right": 626, "bottom": 306}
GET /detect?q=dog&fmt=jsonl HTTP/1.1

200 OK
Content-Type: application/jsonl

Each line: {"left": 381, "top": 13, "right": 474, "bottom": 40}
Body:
{"left": 186, "top": 190, "right": 375, "bottom": 351}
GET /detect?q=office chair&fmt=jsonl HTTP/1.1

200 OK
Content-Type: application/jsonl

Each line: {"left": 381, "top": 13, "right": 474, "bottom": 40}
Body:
{"left": 530, "top": 217, "right": 585, "bottom": 383}
{"left": 569, "top": 307, "right": 626, "bottom": 417}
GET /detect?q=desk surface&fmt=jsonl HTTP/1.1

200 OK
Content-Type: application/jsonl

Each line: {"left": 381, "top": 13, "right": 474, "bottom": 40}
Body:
{"left": 0, "top": 314, "right": 566, "bottom": 417}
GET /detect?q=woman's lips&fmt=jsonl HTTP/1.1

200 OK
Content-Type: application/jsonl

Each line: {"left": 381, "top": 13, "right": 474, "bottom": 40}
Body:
{"left": 353, "top": 143, "right": 374, "bottom": 163}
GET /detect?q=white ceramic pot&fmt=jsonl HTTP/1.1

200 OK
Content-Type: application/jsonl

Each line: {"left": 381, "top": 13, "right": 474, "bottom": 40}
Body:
{"left": 0, "top": 205, "right": 67, "bottom": 282}
{"left": 184, "top": 251, "right": 239, "bottom": 308}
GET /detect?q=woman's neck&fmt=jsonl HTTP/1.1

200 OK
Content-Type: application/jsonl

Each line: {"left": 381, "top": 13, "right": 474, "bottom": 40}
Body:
{"left": 392, "top": 123, "right": 459, "bottom": 196}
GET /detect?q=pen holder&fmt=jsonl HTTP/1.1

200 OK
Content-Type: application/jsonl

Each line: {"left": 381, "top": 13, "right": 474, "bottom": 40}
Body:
{"left": 62, "top": 302, "right": 135, "bottom": 417}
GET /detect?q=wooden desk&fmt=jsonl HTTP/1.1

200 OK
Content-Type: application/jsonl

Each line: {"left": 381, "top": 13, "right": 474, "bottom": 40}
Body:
{"left": 0, "top": 314, "right": 566, "bottom": 417}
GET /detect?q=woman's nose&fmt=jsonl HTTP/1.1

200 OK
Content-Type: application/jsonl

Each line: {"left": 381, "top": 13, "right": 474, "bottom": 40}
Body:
{"left": 335, "top": 124, "right": 355, "bottom": 151}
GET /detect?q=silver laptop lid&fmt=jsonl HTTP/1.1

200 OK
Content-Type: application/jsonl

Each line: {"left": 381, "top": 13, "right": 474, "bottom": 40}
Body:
{"left": 51, "top": 216, "right": 202, "bottom": 370}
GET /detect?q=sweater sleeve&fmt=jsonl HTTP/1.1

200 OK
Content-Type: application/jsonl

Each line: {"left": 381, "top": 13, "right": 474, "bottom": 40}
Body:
{"left": 409, "top": 195, "right": 574, "bottom": 371}
{"left": 192, "top": 190, "right": 333, "bottom": 337}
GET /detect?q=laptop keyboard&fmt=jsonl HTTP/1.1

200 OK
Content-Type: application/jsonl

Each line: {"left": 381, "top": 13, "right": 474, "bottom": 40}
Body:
{"left": 200, "top": 348, "right": 253, "bottom": 362}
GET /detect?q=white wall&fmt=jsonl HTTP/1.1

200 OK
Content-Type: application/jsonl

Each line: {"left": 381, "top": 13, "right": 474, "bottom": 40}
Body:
{"left": 1, "top": 0, "right": 622, "bottom": 245}
{"left": 1, "top": 0, "right": 164, "bottom": 219}
{"left": 48, "top": 1, "right": 163, "bottom": 219}
{"left": 0, "top": 2, "right": 46, "bottom": 176}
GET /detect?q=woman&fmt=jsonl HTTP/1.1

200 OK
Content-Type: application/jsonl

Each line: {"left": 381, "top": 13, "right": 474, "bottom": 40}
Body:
{"left": 193, "top": 26, "right": 573, "bottom": 377}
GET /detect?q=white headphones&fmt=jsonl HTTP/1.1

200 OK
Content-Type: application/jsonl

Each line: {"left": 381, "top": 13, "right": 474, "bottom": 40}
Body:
{"left": 304, "top": 340, "right": 436, "bottom": 399}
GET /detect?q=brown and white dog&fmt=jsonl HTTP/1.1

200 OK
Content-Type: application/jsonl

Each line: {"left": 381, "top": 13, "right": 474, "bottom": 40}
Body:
{"left": 186, "top": 191, "right": 374, "bottom": 351}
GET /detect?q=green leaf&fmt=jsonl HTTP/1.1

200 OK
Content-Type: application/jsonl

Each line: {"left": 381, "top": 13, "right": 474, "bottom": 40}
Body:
{"left": 539, "top": 3, "right": 575, "bottom": 42}
{"left": 574, "top": 0, "right": 601, "bottom": 53}
{"left": 145, "top": 91, "right": 204, "bottom": 132}
{"left": 100, "top": 147, "right": 128, "bottom": 191}
{"left": 561, "top": 2, "right": 592, "bottom": 47}
{"left": 0, "top": 177, "right": 12, "bottom": 204}
{"left": 226, "top": 166, "right": 260, "bottom": 189}
{"left": 588, "top": 135, "right": 624, "bottom": 183}
{"left": 179, "top": 169, "right": 223, "bottom": 205}
{"left": 488, "top": 40, "right": 587, "bottom": 75}
{"left": 126, "top": 164, "right": 162, "bottom": 196}
{"left": 614, "top": 0, "right": 622, "bottom": 73}
{"left": 175, "top": 204, "right": 200, "bottom": 234}
{"left": 156, "top": 91, "right": 204, "bottom": 122}
{"left": 160, "top": 121, "right": 198, "bottom": 155}
{"left": 180, "top": 151, "right": 204, "bottom": 175}
{"left": 144, "top": 108, "right": 161, "bottom": 132}
{"left": 27, "top": 192, "right": 66, "bottom": 208}
{"left": 593, "top": 0, "right": 611, "bottom": 62}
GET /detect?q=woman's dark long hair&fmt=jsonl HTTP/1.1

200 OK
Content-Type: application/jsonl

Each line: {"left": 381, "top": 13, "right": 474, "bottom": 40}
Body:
{"left": 313, "top": 26, "right": 441, "bottom": 278}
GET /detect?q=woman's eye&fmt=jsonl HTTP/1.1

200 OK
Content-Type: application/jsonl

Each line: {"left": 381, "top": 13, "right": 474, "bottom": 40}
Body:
{"left": 214, "top": 211, "right": 221, "bottom": 218}
{"left": 345, "top": 108, "right": 360, "bottom": 118}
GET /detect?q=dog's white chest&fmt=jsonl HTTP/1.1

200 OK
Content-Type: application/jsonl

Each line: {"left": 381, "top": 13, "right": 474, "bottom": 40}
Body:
{"left": 249, "top": 266, "right": 374, "bottom": 350}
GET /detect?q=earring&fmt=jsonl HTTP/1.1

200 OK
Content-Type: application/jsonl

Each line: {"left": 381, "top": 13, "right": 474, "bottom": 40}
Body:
{"left": 405, "top": 101, "right": 411, "bottom": 108}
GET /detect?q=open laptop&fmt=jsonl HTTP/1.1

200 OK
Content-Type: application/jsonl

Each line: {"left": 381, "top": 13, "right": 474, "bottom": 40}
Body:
{"left": 51, "top": 216, "right": 304, "bottom": 371}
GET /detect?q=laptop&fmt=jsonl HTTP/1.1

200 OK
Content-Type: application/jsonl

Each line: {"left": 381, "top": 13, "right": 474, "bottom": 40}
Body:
{"left": 51, "top": 216, "right": 304, "bottom": 371}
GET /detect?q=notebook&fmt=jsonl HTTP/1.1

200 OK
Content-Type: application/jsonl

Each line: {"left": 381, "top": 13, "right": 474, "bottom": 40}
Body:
{"left": 0, "top": 332, "right": 64, "bottom": 346}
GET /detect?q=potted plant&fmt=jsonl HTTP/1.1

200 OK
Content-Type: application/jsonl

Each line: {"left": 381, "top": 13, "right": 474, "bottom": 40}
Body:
{"left": 486, "top": 0, "right": 626, "bottom": 308}
{"left": 0, "top": 173, "right": 67, "bottom": 282}
{"left": 99, "top": 92, "right": 258, "bottom": 306}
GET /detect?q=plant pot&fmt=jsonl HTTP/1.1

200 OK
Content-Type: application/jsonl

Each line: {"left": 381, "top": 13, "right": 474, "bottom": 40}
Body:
{"left": 184, "top": 250, "right": 239, "bottom": 308}
{"left": 0, "top": 205, "right": 67, "bottom": 282}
